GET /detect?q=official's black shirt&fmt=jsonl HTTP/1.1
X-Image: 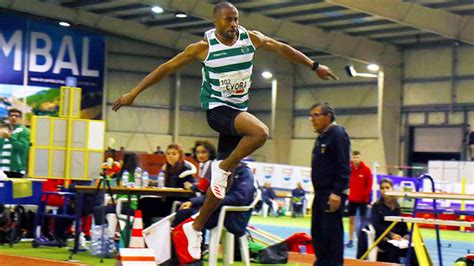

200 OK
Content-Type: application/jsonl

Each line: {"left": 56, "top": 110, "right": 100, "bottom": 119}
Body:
{"left": 311, "top": 124, "right": 351, "bottom": 196}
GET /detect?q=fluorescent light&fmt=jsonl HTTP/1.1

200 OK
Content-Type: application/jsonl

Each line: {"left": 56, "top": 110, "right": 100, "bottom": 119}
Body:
{"left": 345, "top": 65, "right": 377, "bottom": 78}
{"left": 175, "top": 12, "right": 187, "bottom": 18}
{"left": 261, "top": 71, "right": 273, "bottom": 79}
{"left": 151, "top": 6, "right": 164, "bottom": 13}
{"left": 367, "top": 63, "right": 379, "bottom": 72}
{"left": 345, "top": 65, "right": 357, "bottom": 77}
{"left": 59, "top": 21, "right": 70, "bottom": 27}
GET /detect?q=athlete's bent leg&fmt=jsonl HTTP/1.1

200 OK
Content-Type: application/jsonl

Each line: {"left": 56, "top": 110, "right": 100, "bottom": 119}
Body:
{"left": 177, "top": 111, "right": 268, "bottom": 261}
{"left": 193, "top": 112, "right": 268, "bottom": 230}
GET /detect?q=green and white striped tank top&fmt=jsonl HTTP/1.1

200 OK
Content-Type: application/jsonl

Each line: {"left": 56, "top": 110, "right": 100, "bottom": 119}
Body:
{"left": 200, "top": 26, "right": 256, "bottom": 111}
{"left": 0, "top": 138, "right": 11, "bottom": 172}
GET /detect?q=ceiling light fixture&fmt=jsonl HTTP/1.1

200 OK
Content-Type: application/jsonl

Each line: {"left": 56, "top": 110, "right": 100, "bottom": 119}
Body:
{"left": 151, "top": 6, "right": 164, "bottom": 14}
{"left": 59, "top": 21, "right": 70, "bottom": 27}
{"left": 175, "top": 12, "right": 187, "bottom": 18}
{"left": 367, "top": 63, "right": 380, "bottom": 72}
{"left": 261, "top": 71, "right": 273, "bottom": 79}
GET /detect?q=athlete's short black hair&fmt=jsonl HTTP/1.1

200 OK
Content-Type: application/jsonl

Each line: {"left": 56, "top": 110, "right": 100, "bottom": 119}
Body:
{"left": 213, "top": 2, "right": 237, "bottom": 18}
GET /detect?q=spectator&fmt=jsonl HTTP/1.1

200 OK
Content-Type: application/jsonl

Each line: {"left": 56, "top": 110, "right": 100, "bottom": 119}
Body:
{"left": 371, "top": 178, "right": 412, "bottom": 264}
{"left": 0, "top": 108, "right": 30, "bottom": 178}
{"left": 173, "top": 162, "right": 257, "bottom": 256}
{"left": 291, "top": 182, "right": 306, "bottom": 218}
{"left": 153, "top": 146, "right": 165, "bottom": 155}
{"left": 261, "top": 181, "right": 277, "bottom": 216}
{"left": 93, "top": 153, "right": 139, "bottom": 226}
{"left": 139, "top": 144, "right": 196, "bottom": 227}
{"left": 187, "top": 141, "right": 217, "bottom": 193}
{"left": 346, "top": 150, "right": 372, "bottom": 248}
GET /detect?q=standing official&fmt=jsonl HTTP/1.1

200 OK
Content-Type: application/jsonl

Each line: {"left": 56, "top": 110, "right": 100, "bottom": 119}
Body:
{"left": 309, "top": 102, "right": 350, "bottom": 266}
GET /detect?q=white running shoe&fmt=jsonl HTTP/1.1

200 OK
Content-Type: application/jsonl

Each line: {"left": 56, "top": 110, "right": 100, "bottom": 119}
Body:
{"left": 182, "top": 221, "right": 203, "bottom": 260}
{"left": 211, "top": 160, "right": 231, "bottom": 199}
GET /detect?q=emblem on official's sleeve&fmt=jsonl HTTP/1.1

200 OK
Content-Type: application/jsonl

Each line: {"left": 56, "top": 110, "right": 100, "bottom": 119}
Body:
{"left": 320, "top": 144, "right": 327, "bottom": 154}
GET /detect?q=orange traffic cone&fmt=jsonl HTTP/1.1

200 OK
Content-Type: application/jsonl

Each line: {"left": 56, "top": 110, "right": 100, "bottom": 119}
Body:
{"left": 129, "top": 210, "right": 145, "bottom": 248}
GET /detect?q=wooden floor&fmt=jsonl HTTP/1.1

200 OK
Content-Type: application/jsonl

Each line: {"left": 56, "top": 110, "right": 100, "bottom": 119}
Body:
{"left": 0, "top": 253, "right": 87, "bottom": 266}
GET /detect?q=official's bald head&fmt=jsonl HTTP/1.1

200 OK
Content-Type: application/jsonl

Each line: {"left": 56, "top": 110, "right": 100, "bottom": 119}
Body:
{"left": 213, "top": 2, "right": 237, "bottom": 18}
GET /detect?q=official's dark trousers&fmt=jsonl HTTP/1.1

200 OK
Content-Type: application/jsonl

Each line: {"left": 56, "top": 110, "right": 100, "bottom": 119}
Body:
{"left": 311, "top": 191, "right": 346, "bottom": 266}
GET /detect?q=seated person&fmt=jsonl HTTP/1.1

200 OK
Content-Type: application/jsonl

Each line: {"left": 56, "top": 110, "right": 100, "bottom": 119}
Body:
{"left": 53, "top": 181, "right": 103, "bottom": 244}
{"left": 371, "top": 178, "right": 415, "bottom": 264}
{"left": 93, "top": 153, "right": 139, "bottom": 226}
{"left": 261, "top": 181, "right": 277, "bottom": 216}
{"left": 291, "top": 182, "right": 305, "bottom": 218}
{"left": 139, "top": 144, "right": 196, "bottom": 227}
{"left": 186, "top": 141, "right": 217, "bottom": 194}
{"left": 276, "top": 200, "right": 287, "bottom": 217}
{"left": 172, "top": 161, "right": 256, "bottom": 252}
{"left": 0, "top": 204, "right": 12, "bottom": 243}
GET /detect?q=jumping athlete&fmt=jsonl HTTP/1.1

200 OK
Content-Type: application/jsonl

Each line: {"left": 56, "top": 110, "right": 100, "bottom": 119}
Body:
{"left": 113, "top": 2, "right": 337, "bottom": 262}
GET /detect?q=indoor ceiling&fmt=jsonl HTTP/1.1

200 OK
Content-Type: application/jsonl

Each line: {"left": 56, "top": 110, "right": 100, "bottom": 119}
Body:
{"left": 5, "top": 0, "right": 474, "bottom": 59}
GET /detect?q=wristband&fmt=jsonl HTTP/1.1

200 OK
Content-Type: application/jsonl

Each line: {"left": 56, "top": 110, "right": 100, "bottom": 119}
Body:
{"left": 311, "top": 61, "right": 320, "bottom": 71}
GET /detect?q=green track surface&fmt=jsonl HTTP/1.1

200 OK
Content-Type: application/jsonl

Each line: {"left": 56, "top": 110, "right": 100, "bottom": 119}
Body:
{"left": 0, "top": 242, "right": 295, "bottom": 266}
{"left": 0, "top": 242, "right": 116, "bottom": 266}
{"left": 1, "top": 216, "right": 472, "bottom": 265}
{"left": 250, "top": 216, "right": 473, "bottom": 242}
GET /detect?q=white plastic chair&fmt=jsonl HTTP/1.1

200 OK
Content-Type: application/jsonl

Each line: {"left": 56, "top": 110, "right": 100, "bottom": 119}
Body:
{"left": 362, "top": 224, "right": 379, "bottom": 261}
{"left": 115, "top": 197, "right": 138, "bottom": 231}
{"left": 208, "top": 189, "right": 261, "bottom": 266}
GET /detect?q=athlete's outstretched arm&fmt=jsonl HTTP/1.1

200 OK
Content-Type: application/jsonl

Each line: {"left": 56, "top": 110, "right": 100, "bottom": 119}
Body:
{"left": 249, "top": 30, "right": 337, "bottom": 80}
{"left": 112, "top": 41, "right": 208, "bottom": 111}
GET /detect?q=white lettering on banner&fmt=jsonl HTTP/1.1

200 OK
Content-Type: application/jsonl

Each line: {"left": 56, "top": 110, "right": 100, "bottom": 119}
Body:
{"left": 1, "top": 29, "right": 100, "bottom": 77}
{"left": 81, "top": 38, "right": 99, "bottom": 77}
{"left": 29, "top": 31, "right": 53, "bottom": 73}
{"left": 53, "top": 35, "right": 79, "bottom": 75}
{"left": 0, "top": 30, "right": 22, "bottom": 71}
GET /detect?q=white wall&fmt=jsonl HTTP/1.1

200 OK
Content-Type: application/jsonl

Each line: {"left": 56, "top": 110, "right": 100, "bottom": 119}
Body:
{"left": 103, "top": 35, "right": 474, "bottom": 168}
{"left": 290, "top": 57, "right": 383, "bottom": 167}
{"left": 401, "top": 45, "right": 474, "bottom": 163}
{"left": 105, "top": 35, "right": 217, "bottom": 153}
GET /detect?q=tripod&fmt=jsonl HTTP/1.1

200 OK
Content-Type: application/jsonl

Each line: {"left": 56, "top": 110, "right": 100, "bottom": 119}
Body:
{"left": 95, "top": 173, "right": 119, "bottom": 263}
{"left": 69, "top": 175, "right": 118, "bottom": 262}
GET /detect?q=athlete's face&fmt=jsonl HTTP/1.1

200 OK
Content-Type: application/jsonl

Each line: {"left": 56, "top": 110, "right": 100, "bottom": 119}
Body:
{"left": 166, "top": 148, "right": 180, "bottom": 166}
{"left": 214, "top": 7, "right": 239, "bottom": 40}
{"left": 195, "top": 145, "right": 210, "bottom": 163}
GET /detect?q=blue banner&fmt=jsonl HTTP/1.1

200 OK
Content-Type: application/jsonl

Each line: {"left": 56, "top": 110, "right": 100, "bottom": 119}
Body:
{"left": 0, "top": 12, "right": 105, "bottom": 119}
{"left": 0, "top": 14, "right": 27, "bottom": 85}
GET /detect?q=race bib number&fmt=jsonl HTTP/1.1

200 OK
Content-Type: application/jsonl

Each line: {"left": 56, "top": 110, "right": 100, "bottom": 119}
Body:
{"left": 219, "top": 72, "right": 251, "bottom": 97}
